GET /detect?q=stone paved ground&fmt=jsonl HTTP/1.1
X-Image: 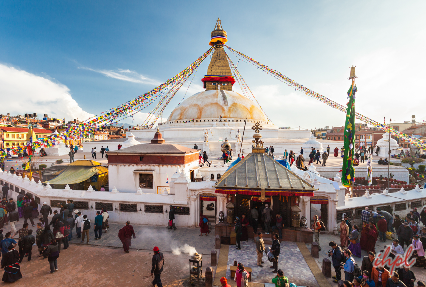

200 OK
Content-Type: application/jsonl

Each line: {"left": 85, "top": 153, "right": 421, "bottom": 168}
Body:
{"left": 2, "top": 220, "right": 212, "bottom": 287}
{"left": 5, "top": 218, "right": 215, "bottom": 255}
{"left": 225, "top": 240, "right": 319, "bottom": 286}
{"left": 9, "top": 244, "right": 210, "bottom": 287}
{"left": 71, "top": 223, "right": 215, "bottom": 255}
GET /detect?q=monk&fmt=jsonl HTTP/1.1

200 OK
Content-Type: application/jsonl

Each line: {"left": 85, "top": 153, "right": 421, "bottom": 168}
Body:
{"left": 360, "top": 223, "right": 370, "bottom": 251}
{"left": 366, "top": 222, "right": 378, "bottom": 253}
{"left": 334, "top": 147, "right": 339, "bottom": 157}
{"left": 118, "top": 221, "right": 136, "bottom": 253}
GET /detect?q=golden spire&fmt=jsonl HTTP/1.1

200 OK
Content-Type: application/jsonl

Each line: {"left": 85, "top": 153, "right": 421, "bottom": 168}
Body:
{"left": 214, "top": 18, "right": 223, "bottom": 31}
{"left": 202, "top": 19, "right": 234, "bottom": 91}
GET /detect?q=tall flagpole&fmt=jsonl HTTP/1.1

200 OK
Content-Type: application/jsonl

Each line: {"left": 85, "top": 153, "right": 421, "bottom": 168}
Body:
{"left": 342, "top": 66, "right": 357, "bottom": 197}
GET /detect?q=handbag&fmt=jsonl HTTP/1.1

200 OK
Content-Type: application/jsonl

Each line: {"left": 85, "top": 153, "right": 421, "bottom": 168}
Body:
{"left": 168, "top": 220, "right": 173, "bottom": 227}
{"left": 55, "top": 232, "right": 64, "bottom": 239}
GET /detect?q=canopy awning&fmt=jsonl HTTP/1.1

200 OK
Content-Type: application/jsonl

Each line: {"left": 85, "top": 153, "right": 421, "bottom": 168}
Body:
{"left": 310, "top": 196, "right": 328, "bottom": 204}
{"left": 48, "top": 167, "right": 101, "bottom": 185}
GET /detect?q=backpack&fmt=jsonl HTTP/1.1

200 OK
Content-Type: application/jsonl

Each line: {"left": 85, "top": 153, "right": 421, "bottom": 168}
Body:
{"left": 275, "top": 276, "right": 289, "bottom": 287}
{"left": 320, "top": 221, "right": 326, "bottom": 231}
{"left": 83, "top": 219, "right": 90, "bottom": 230}
{"left": 353, "top": 262, "right": 362, "bottom": 278}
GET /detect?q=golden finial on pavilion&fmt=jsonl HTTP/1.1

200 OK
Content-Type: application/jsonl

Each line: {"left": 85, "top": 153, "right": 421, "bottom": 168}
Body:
{"left": 252, "top": 122, "right": 264, "bottom": 152}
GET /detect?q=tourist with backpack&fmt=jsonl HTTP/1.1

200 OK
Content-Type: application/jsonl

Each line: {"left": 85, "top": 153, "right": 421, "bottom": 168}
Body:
{"left": 312, "top": 215, "right": 323, "bottom": 251}
{"left": 81, "top": 215, "right": 90, "bottom": 244}
{"left": 271, "top": 269, "right": 288, "bottom": 287}
{"left": 234, "top": 262, "right": 249, "bottom": 287}
{"left": 342, "top": 248, "right": 355, "bottom": 281}
{"left": 45, "top": 240, "right": 59, "bottom": 273}
{"left": 329, "top": 241, "right": 343, "bottom": 283}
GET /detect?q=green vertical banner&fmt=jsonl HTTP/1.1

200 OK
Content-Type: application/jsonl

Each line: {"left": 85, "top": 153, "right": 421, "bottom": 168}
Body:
{"left": 341, "top": 84, "right": 357, "bottom": 187}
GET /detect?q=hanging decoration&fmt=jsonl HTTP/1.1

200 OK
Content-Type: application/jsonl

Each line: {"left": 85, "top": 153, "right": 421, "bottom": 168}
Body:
{"left": 341, "top": 68, "right": 356, "bottom": 187}
{"left": 367, "top": 154, "right": 373, "bottom": 186}
{"left": 0, "top": 47, "right": 213, "bottom": 158}
{"left": 225, "top": 45, "right": 426, "bottom": 150}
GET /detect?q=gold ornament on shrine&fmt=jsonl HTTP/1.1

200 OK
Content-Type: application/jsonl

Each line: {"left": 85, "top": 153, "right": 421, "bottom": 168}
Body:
{"left": 252, "top": 122, "right": 264, "bottom": 153}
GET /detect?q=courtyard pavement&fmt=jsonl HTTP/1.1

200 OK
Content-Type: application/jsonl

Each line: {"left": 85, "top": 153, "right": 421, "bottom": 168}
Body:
{"left": 226, "top": 240, "right": 319, "bottom": 286}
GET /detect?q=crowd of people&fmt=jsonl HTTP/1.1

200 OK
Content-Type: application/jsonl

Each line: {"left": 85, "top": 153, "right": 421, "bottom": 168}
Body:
{"left": 332, "top": 205, "right": 426, "bottom": 287}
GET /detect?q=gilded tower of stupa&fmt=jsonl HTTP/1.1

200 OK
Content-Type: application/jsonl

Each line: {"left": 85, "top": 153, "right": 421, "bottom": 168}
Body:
{"left": 201, "top": 18, "right": 235, "bottom": 91}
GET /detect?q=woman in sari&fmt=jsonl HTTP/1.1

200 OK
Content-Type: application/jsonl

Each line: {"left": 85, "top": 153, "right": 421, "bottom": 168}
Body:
{"left": 348, "top": 225, "right": 361, "bottom": 258}
{"left": 240, "top": 214, "right": 249, "bottom": 241}
{"left": 340, "top": 220, "right": 349, "bottom": 247}
{"left": 2, "top": 245, "right": 22, "bottom": 283}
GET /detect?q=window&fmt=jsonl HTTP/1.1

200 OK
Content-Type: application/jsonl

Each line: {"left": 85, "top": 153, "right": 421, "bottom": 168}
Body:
{"left": 139, "top": 174, "right": 153, "bottom": 189}
{"left": 145, "top": 205, "right": 163, "bottom": 213}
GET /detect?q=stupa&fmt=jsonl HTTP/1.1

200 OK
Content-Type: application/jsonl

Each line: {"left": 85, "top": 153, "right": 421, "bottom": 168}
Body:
{"left": 126, "top": 19, "right": 313, "bottom": 156}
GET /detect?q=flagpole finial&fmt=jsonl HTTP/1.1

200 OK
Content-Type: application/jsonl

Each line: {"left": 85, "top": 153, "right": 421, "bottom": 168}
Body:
{"left": 349, "top": 66, "right": 357, "bottom": 80}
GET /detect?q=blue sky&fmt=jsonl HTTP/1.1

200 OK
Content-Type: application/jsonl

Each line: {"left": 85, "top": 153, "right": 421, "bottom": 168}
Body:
{"left": 0, "top": 1, "right": 425, "bottom": 129}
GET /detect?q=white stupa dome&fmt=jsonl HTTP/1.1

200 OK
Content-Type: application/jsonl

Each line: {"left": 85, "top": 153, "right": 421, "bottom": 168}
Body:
{"left": 167, "top": 90, "right": 268, "bottom": 123}
{"left": 302, "top": 134, "right": 323, "bottom": 152}
{"left": 122, "top": 133, "right": 140, "bottom": 148}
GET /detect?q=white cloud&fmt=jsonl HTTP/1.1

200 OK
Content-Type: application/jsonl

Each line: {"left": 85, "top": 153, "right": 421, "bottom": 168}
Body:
{"left": 0, "top": 64, "right": 93, "bottom": 121}
{"left": 79, "top": 66, "right": 160, "bottom": 86}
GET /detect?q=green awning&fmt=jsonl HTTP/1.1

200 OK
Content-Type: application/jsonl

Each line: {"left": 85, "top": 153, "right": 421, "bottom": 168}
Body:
{"left": 47, "top": 167, "right": 98, "bottom": 185}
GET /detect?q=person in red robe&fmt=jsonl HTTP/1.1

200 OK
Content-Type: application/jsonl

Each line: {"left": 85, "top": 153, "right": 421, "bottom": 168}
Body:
{"left": 118, "top": 221, "right": 136, "bottom": 253}
{"left": 199, "top": 216, "right": 210, "bottom": 236}
{"left": 366, "top": 222, "right": 378, "bottom": 253}
{"left": 360, "top": 223, "right": 370, "bottom": 251}
{"left": 334, "top": 147, "right": 339, "bottom": 157}
{"left": 240, "top": 214, "right": 249, "bottom": 241}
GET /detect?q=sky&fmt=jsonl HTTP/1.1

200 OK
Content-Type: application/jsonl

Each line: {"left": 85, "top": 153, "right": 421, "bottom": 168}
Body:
{"left": 0, "top": 1, "right": 425, "bottom": 129}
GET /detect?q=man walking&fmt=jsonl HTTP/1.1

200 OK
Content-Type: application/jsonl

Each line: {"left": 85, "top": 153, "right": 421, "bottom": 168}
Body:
{"left": 255, "top": 232, "right": 265, "bottom": 267}
{"left": 23, "top": 202, "right": 34, "bottom": 226}
{"left": 68, "top": 148, "right": 75, "bottom": 163}
{"left": 100, "top": 146, "right": 105, "bottom": 158}
{"left": 271, "top": 234, "right": 280, "bottom": 273}
{"left": 362, "top": 207, "right": 371, "bottom": 224}
{"left": 168, "top": 206, "right": 176, "bottom": 230}
{"left": 81, "top": 215, "right": 90, "bottom": 244}
{"left": 251, "top": 206, "right": 259, "bottom": 234}
{"left": 94, "top": 211, "right": 103, "bottom": 240}
{"left": 17, "top": 223, "right": 29, "bottom": 263}
{"left": 118, "top": 221, "right": 135, "bottom": 253}
{"left": 21, "top": 229, "right": 35, "bottom": 262}
{"left": 263, "top": 204, "right": 272, "bottom": 234}
{"left": 66, "top": 214, "right": 74, "bottom": 241}
{"left": 1, "top": 183, "right": 8, "bottom": 200}
{"left": 7, "top": 198, "right": 18, "bottom": 236}
{"left": 67, "top": 200, "right": 74, "bottom": 214}
{"left": 40, "top": 202, "right": 52, "bottom": 227}
{"left": 74, "top": 212, "right": 83, "bottom": 239}
{"left": 321, "top": 151, "right": 328, "bottom": 166}
{"left": 397, "top": 222, "right": 413, "bottom": 249}
{"left": 327, "top": 145, "right": 330, "bottom": 156}
{"left": 329, "top": 241, "right": 343, "bottom": 283}
{"left": 151, "top": 246, "right": 164, "bottom": 287}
